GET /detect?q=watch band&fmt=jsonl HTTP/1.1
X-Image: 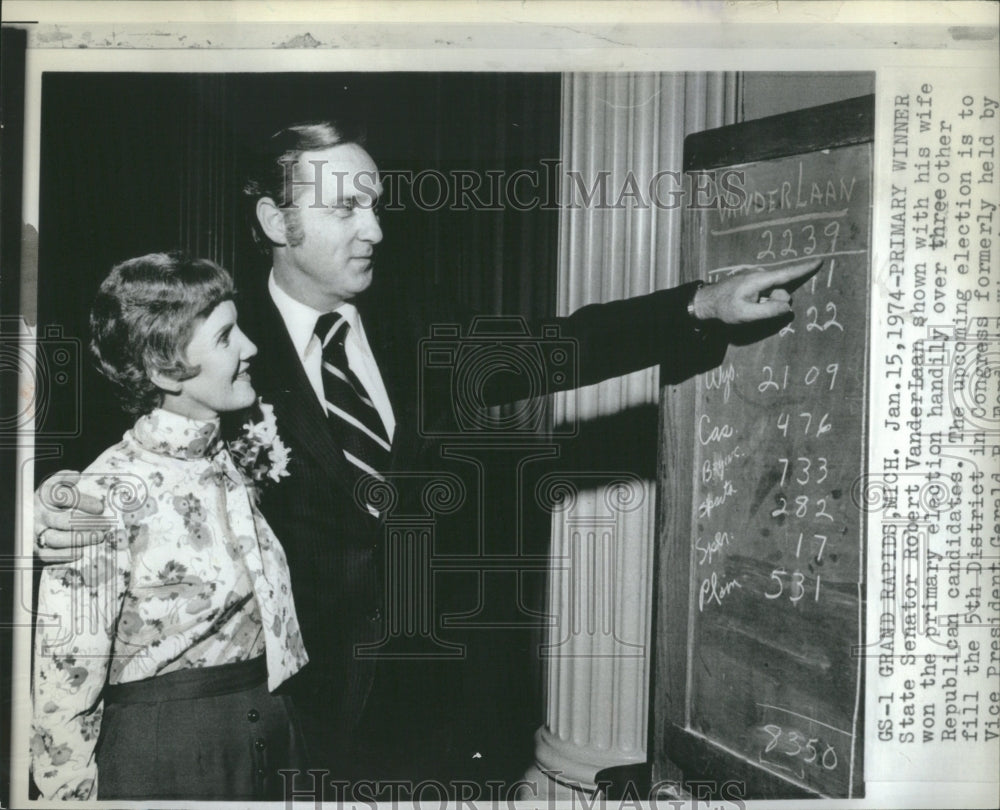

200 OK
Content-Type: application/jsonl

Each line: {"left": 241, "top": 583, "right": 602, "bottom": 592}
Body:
{"left": 687, "top": 280, "right": 706, "bottom": 321}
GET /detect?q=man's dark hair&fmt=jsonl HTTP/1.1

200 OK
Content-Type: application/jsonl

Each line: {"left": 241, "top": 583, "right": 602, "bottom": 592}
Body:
{"left": 242, "top": 120, "right": 367, "bottom": 253}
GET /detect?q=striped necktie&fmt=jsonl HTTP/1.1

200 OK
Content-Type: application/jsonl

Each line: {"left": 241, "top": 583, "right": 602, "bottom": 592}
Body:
{"left": 314, "top": 311, "right": 391, "bottom": 489}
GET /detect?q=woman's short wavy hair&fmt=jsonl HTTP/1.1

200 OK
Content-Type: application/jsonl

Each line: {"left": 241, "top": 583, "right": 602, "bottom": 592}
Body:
{"left": 89, "top": 252, "right": 235, "bottom": 416}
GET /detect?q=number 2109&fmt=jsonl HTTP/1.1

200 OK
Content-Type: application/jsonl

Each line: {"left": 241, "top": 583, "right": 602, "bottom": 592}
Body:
{"left": 759, "top": 363, "right": 839, "bottom": 393}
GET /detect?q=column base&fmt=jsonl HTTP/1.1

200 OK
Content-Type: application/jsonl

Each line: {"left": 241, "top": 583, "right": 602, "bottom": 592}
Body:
{"left": 524, "top": 725, "right": 647, "bottom": 799}
{"left": 519, "top": 763, "right": 585, "bottom": 801}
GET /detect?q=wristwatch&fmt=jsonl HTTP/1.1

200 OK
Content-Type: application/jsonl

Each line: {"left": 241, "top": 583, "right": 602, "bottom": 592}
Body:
{"left": 687, "top": 280, "right": 706, "bottom": 322}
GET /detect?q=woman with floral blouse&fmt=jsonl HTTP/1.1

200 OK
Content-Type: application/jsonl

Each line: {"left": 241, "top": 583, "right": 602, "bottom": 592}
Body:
{"left": 31, "top": 253, "right": 309, "bottom": 800}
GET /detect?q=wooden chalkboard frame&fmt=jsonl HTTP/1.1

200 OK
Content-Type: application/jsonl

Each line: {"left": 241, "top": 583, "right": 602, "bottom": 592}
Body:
{"left": 651, "top": 94, "right": 874, "bottom": 801}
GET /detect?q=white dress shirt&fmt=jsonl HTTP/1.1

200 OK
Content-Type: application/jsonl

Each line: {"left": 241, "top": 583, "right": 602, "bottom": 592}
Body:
{"left": 268, "top": 272, "right": 396, "bottom": 442}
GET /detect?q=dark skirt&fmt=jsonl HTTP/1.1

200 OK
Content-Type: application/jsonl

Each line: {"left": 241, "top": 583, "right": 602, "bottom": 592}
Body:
{"left": 95, "top": 657, "right": 309, "bottom": 801}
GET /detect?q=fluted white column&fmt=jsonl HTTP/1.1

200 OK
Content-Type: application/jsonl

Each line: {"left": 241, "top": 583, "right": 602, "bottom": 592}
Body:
{"left": 527, "top": 72, "right": 738, "bottom": 797}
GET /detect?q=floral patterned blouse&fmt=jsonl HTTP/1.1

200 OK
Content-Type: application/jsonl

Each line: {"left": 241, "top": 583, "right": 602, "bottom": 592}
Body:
{"left": 31, "top": 409, "right": 309, "bottom": 800}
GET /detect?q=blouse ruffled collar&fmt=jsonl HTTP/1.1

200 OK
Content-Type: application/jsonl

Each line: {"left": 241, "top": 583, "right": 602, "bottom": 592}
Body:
{"left": 131, "top": 408, "right": 223, "bottom": 460}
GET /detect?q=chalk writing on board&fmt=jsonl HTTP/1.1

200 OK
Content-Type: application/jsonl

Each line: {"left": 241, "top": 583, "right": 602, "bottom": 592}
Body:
{"left": 683, "top": 141, "right": 871, "bottom": 798}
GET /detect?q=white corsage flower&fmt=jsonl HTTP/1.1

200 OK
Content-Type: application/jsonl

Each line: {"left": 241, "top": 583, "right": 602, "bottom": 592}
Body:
{"left": 229, "top": 399, "right": 292, "bottom": 495}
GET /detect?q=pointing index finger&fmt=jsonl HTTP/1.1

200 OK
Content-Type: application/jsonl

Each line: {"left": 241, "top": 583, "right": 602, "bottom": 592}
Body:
{"left": 752, "top": 259, "right": 823, "bottom": 291}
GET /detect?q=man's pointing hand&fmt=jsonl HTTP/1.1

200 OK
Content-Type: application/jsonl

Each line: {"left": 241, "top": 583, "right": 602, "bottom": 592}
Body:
{"left": 691, "top": 259, "right": 823, "bottom": 324}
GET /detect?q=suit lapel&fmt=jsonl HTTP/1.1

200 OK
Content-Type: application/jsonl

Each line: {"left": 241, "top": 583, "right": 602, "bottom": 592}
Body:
{"left": 242, "top": 283, "right": 361, "bottom": 499}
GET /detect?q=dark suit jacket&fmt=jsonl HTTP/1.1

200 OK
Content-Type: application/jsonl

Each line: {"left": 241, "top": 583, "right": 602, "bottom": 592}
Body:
{"left": 234, "top": 273, "right": 726, "bottom": 784}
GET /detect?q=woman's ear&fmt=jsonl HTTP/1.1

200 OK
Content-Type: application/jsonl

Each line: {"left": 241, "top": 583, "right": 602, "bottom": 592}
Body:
{"left": 256, "top": 196, "right": 288, "bottom": 246}
{"left": 148, "top": 367, "right": 183, "bottom": 396}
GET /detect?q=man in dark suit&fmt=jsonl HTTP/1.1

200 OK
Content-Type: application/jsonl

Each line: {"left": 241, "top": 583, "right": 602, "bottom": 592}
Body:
{"left": 35, "top": 120, "right": 817, "bottom": 793}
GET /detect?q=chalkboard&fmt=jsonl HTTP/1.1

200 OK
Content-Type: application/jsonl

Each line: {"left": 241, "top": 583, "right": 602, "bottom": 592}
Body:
{"left": 653, "top": 96, "right": 873, "bottom": 800}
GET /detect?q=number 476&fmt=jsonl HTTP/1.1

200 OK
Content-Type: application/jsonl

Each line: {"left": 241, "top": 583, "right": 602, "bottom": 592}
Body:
{"left": 776, "top": 411, "right": 832, "bottom": 437}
